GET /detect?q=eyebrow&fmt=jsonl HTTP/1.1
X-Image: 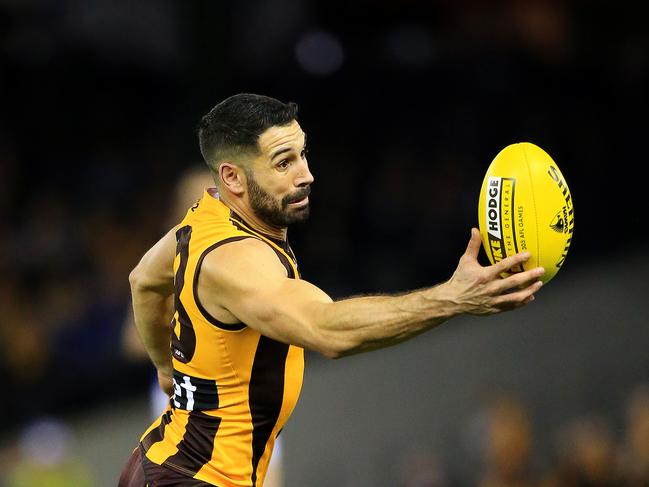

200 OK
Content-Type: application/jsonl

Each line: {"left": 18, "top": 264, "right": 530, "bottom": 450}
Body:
{"left": 270, "top": 133, "right": 307, "bottom": 161}
{"left": 271, "top": 147, "right": 292, "bottom": 161}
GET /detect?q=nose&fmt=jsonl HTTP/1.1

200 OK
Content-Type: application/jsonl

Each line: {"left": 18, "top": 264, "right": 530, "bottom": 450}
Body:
{"left": 296, "top": 159, "right": 314, "bottom": 187}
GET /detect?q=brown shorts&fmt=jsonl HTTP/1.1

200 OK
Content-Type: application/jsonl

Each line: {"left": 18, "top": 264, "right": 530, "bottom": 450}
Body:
{"left": 118, "top": 446, "right": 215, "bottom": 487}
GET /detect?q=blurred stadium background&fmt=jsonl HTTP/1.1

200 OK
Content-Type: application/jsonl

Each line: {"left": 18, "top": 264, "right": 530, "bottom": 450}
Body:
{"left": 1, "top": 1, "right": 648, "bottom": 486}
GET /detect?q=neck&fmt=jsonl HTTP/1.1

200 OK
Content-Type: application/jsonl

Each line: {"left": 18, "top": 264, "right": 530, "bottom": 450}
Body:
{"left": 219, "top": 193, "right": 287, "bottom": 241}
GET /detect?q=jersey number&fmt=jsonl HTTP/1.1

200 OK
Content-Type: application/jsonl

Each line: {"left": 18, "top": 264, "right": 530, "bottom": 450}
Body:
{"left": 172, "top": 371, "right": 219, "bottom": 411}
{"left": 171, "top": 225, "right": 197, "bottom": 363}
{"left": 173, "top": 375, "right": 197, "bottom": 410}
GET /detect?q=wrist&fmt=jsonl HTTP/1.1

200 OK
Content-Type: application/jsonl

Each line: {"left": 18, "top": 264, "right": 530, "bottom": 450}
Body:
{"left": 425, "top": 281, "right": 463, "bottom": 318}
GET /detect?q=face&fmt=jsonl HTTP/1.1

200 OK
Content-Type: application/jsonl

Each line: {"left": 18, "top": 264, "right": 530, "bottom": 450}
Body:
{"left": 245, "top": 120, "right": 314, "bottom": 228}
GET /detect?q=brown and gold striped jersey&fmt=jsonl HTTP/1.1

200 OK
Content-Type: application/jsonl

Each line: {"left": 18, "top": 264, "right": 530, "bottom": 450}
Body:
{"left": 139, "top": 189, "right": 304, "bottom": 487}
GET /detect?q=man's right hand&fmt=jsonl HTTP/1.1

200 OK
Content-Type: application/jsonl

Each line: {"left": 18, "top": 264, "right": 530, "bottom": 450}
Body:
{"left": 444, "top": 228, "right": 545, "bottom": 315}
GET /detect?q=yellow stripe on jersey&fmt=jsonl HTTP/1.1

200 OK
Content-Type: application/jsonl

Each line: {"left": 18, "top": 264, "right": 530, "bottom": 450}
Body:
{"left": 139, "top": 190, "right": 304, "bottom": 487}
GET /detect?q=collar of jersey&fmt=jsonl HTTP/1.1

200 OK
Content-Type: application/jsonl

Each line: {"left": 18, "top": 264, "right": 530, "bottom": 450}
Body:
{"left": 202, "top": 189, "right": 292, "bottom": 254}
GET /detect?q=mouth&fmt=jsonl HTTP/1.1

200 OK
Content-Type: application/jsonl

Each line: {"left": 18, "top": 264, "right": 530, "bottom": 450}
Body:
{"left": 288, "top": 195, "right": 309, "bottom": 207}
{"left": 287, "top": 188, "right": 311, "bottom": 207}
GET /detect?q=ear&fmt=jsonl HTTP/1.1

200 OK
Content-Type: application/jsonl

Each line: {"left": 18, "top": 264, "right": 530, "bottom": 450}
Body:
{"left": 219, "top": 163, "right": 246, "bottom": 196}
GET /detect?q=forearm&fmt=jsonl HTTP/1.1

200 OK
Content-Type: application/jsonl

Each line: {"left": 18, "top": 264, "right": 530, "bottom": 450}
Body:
{"left": 313, "top": 282, "right": 459, "bottom": 358}
{"left": 131, "top": 286, "right": 174, "bottom": 373}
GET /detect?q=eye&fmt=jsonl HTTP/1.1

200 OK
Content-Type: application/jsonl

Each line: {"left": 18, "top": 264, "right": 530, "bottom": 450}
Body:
{"left": 277, "top": 159, "right": 290, "bottom": 170}
{"left": 301, "top": 148, "right": 308, "bottom": 159}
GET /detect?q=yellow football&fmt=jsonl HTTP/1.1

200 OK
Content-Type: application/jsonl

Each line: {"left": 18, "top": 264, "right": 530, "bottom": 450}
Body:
{"left": 478, "top": 142, "right": 574, "bottom": 283}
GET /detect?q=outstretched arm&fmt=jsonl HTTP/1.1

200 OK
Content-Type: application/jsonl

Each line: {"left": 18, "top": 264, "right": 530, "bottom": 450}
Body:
{"left": 129, "top": 227, "right": 177, "bottom": 394}
{"left": 198, "top": 228, "right": 544, "bottom": 358}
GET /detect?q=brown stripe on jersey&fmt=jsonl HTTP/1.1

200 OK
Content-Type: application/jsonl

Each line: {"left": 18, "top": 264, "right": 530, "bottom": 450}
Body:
{"left": 228, "top": 212, "right": 296, "bottom": 258}
{"left": 248, "top": 336, "right": 289, "bottom": 486}
{"left": 229, "top": 219, "right": 296, "bottom": 279}
{"left": 285, "top": 245, "right": 300, "bottom": 276}
{"left": 193, "top": 235, "right": 256, "bottom": 331}
{"left": 229, "top": 218, "right": 260, "bottom": 240}
{"left": 275, "top": 247, "right": 295, "bottom": 278}
{"left": 269, "top": 245, "right": 295, "bottom": 279}
{"left": 141, "top": 409, "right": 174, "bottom": 452}
{"left": 172, "top": 225, "right": 197, "bottom": 363}
{"left": 229, "top": 211, "right": 289, "bottom": 251}
{"left": 162, "top": 411, "right": 222, "bottom": 478}
{"left": 141, "top": 451, "right": 215, "bottom": 487}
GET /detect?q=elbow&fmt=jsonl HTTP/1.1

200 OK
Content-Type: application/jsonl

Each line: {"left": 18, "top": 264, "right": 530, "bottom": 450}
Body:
{"left": 305, "top": 314, "right": 360, "bottom": 360}
{"left": 318, "top": 347, "right": 345, "bottom": 360}
{"left": 311, "top": 331, "right": 355, "bottom": 360}
{"left": 129, "top": 266, "right": 144, "bottom": 291}
{"left": 319, "top": 344, "right": 357, "bottom": 360}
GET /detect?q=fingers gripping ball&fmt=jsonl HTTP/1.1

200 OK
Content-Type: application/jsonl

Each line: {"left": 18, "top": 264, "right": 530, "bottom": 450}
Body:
{"left": 478, "top": 143, "right": 574, "bottom": 283}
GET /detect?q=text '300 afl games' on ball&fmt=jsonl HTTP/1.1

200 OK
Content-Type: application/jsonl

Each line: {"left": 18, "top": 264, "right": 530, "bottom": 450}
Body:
{"left": 478, "top": 142, "right": 574, "bottom": 284}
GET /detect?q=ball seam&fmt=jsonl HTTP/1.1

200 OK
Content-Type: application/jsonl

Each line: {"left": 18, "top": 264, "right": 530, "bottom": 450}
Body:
{"left": 521, "top": 143, "right": 539, "bottom": 268}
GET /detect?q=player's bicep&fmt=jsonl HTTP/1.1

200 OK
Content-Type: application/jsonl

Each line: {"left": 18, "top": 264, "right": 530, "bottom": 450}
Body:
{"left": 200, "top": 239, "right": 333, "bottom": 348}
{"left": 130, "top": 226, "right": 178, "bottom": 295}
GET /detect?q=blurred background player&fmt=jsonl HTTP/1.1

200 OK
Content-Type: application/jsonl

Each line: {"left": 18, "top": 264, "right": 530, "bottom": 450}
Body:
{"left": 478, "top": 394, "right": 536, "bottom": 487}
{"left": 541, "top": 416, "right": 623, "bottom": 487}
{"left": 621, "top": 385, "right": 649, "bottom": 487}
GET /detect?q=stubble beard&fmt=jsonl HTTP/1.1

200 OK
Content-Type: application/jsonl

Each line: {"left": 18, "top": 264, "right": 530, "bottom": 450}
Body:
{"left": 246, "top": 171, "right": 310, "bottom": 228}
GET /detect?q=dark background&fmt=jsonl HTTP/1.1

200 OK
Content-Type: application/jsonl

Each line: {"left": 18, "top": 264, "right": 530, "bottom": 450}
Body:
{"left": 1, "top": 1, "right": 647, "bottom": 486}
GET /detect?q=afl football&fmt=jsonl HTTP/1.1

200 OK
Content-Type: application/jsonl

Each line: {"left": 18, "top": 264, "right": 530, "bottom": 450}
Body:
{"left": 478, "top": 142, "right": 574, "bottom": 283}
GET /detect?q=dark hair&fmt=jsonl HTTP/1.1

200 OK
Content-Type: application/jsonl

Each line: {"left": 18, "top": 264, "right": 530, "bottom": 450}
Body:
{"left": 197, "top": 93, "right": 299, "bottom": 171}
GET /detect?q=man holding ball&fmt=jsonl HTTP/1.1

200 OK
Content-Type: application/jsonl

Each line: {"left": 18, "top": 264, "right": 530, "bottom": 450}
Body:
{"left": 119, "top": 93, "right": 544, "bottom": 487}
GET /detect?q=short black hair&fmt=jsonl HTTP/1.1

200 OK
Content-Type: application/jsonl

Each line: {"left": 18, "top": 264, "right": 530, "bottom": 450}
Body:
{"left": 198, "top": 93, "right": 299, "bottom": 172}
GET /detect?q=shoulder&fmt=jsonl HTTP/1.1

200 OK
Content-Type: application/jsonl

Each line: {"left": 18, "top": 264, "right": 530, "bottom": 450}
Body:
{"left": 200, "top": 237, "right": 288, "bottom": 289}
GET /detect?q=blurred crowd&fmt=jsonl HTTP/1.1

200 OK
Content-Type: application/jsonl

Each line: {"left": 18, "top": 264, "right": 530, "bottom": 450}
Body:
{"left": 396, "top": 385, "right": 649, "bottom": 487}
{"left": 0, "top": 130, "right": 167, "bottom": 424}
{"left": 1, "top": 384, "right": 648, "bottom": 487}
